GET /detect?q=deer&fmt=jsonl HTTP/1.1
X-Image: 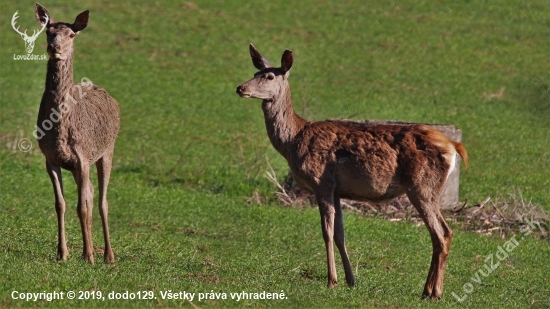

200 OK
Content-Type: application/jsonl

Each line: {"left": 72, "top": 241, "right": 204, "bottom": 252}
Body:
{"left": 12, "top": 10, "right": 47, "bottom": 54}
{"left": 34, "top": 3, "right": 120, "bottom": 265}
{"left": 236, "top": 44, "right": 468, "bottom": 299}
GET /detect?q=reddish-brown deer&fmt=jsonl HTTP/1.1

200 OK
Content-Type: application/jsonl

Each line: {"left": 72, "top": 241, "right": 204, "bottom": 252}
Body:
{"left": 236, "top": 44, "right": 468, "bottom": 299}
{"left": 35, "top": 3, "right": 120, "bottom": 264}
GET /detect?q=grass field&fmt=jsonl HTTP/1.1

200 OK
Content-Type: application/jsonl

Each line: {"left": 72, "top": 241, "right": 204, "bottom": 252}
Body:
{"left": 1, "top": 0, "right": 549, "bottom": 308}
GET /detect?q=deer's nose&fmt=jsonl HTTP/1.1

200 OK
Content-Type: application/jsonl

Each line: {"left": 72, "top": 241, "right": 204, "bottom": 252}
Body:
{"left": 236, "top": 85, "right": 245, "bottom": 94}
{"left": 47, "top": 43, "right": 59, "bottom": 52}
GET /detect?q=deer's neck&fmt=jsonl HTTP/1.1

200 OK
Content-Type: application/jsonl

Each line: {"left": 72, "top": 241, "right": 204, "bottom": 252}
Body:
{"left": 261, "top": 86, "right": 307, "bottom": 158}
{"left": 42, "top": 53, "right": 75, "bottom": 109}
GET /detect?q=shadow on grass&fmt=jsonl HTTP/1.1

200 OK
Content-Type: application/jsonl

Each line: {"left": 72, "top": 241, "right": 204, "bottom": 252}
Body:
{"left": 512, "top": 77, "right": 550, "bottom": 127}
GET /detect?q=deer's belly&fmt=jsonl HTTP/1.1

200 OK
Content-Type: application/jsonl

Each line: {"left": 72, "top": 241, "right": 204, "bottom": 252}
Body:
{"left": 333, "top": 170, "right": 403, "bottom": 202}
{"left": 291, "top": 166, "right": 405, "bottom": 204}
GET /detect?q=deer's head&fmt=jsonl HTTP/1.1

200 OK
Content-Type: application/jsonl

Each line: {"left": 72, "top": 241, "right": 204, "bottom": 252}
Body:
{"left": 11, "top": 10, "right": 47, "bottom": 54}
{"left": 236, "top": 44, "right": 293, "bottom": 102}
{"left": 35, "top": 3, "right": 89, "bottom": 61}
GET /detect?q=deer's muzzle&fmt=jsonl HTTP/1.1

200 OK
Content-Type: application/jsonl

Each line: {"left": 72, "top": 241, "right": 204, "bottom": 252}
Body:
{"left": 236, "top": 85, "right": 250, "bottom": 98}
{"left": 47, "top": 44, "right": 63, "bottom": 60}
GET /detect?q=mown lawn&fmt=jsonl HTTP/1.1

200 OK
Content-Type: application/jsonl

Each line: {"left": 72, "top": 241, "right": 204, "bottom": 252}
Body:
{"left": 1, "top": 0, "right": 549, "bottom": 308}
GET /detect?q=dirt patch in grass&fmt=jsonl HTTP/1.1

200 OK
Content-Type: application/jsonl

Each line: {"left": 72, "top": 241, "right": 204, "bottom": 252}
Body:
{"left": 187, "top": 272, "right": 220, "bottom": 284}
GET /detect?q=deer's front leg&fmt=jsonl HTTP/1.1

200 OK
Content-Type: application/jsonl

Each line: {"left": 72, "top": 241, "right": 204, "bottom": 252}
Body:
{"left": 45, "top": 161, "right": 68, "bottom": 261}
{"left": 316, "top": 191, "right": 338, "bottom": 288}
{"left": 96, "top": 153, "right": 115, "bottom": 263}
{"left": 334, "top": 198, "right": 355, "bottom": 286}
{"left": 73, "top": 161, "right": 95, "bottom": 265}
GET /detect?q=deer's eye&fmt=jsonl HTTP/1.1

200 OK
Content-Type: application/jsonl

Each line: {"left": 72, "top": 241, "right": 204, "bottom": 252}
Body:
{"left": 267, "top": 74, "right": 274, "bottom": 80}
{"left": 69, "top": 33, "right": 76, "bottom": 38}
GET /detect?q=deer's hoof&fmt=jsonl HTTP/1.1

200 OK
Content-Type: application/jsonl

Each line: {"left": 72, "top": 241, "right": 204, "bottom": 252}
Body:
{"left": 421, "top": 293, "right": 442, "bottom": 301}
{"left": 57, "top": 251, "right": 68, "bottom": 261}
{"left": 104, "top": 250, "right": 115, "bottom": 264}
{"left": 82, "top": 254, "right": 95, "bottom": 265}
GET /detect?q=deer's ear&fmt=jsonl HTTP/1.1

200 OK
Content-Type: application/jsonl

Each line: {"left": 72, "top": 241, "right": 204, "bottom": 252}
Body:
{"left": 249, "top": 43, "right": 271, "bottom": 70}
{"left": 35, "top": 3, "right": 53, "bottom": 26}
{"left": 281, "top": 49, "right": 293, "bottom": 75}
{"left": 72, "top": 10, "right": 89, "bottom": 32}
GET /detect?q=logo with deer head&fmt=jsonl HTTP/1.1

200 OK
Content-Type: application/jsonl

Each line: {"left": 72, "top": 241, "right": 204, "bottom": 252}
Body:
{"left": 11, "top": 11, "right": 47, "bottom": 54}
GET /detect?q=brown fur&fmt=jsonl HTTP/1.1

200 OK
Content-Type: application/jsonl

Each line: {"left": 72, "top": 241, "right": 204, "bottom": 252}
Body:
{"left": 236, "top": 44, "right": 468, "bottom": 299}
{"left": 35, "top": 3, "right": 120, "bottom": 264}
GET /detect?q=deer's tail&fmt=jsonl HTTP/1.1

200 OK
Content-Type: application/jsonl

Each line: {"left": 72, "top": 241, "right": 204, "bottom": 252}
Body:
{"left": 452, "top": 141, "right": 468, "bottom": 168}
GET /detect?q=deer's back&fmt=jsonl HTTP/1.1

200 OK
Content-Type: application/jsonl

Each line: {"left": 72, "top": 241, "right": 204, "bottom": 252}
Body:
{"left": 38, "top": 83, "right": 120, "bottom": 170}
{"left": 288, "top": 121, "right": 454, "bottom": 202}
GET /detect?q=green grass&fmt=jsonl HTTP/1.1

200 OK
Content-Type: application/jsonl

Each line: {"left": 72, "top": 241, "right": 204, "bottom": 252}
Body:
{"left": 1, "top": 0, "right": 549, "bottom": 307}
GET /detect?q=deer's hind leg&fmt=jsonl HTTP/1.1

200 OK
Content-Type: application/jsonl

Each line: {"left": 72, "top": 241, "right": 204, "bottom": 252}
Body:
{"left": 96, "top": 148, "right": 115, "bottom": 263}
{"left": 46, "top": 160, "right": 68, "bottom": 261}
{"left": 406, "top": 189, "right": 452, "bottom": 299}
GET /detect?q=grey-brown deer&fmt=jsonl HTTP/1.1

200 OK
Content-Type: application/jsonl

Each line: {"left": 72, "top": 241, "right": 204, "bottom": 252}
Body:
{"left": 35, "top": 3, "right": 120, "bottom": 264}
{"left": 236, "top": 44, "right": 468, "bottom": 299}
